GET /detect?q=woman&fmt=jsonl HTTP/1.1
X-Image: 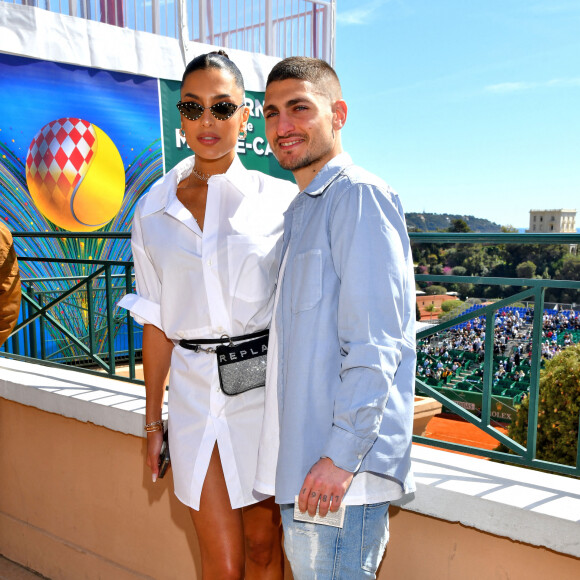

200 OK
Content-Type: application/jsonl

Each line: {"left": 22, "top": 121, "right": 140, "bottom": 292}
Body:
{"left": 119, "top": 51, "right": 296, "bottom": 579}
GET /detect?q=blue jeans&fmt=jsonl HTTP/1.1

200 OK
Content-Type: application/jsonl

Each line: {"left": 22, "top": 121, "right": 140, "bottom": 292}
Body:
{"left": 280, "top": 502, "right": 390, "bottom": 580}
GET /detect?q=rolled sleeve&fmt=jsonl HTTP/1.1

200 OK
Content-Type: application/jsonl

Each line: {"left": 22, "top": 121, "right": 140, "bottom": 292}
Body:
{"left": 116, "top": 204, "right": 164, "bottom": 331}
{"left": 117, "top": 293, "right": 162, "bottom": 329}
{"left": 321, "top": 183, "right": 411, "bottom": 470}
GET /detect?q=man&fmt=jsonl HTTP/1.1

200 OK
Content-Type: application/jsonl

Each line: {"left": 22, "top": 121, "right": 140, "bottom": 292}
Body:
{"left": 261, "top": 57, "right": 416, "bottom": 578}
{"left": 0, "top": 222, "right": 21, "bottom": 347}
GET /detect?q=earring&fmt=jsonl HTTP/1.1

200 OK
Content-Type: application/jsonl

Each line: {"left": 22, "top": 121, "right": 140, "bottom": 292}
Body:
{"left": 180, "top": 128, "right": 185, "bottom": 137}
{"left": 238, "top": 128, "right": 247, "bottom": 140}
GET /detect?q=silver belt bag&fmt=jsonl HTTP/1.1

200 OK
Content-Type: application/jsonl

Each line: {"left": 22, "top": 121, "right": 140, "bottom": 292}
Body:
{"left": 179, "top": 329, "right": 269, "bottom": 396}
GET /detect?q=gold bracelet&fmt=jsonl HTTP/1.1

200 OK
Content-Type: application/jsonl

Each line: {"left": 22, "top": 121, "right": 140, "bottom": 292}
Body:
{"left": 144, "top": 420, "right": 163, "bottom": 432}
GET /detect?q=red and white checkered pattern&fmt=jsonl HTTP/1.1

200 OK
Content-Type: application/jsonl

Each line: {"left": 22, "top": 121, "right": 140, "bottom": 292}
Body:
{"left": 26, "top": 118, "right": 97, "bottom": 201}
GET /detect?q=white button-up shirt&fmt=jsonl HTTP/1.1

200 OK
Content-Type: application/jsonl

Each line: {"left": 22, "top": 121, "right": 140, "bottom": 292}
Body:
{"left": 119, "top": 155, "right": 297, "bottom": 509}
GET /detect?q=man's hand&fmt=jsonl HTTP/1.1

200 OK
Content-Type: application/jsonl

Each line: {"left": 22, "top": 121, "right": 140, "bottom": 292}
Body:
{"left": 298, "top": 457, "right": 354, "bottom": 517}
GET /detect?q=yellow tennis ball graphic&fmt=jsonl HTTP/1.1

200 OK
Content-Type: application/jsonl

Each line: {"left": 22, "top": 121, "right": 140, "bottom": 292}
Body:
{"left": 25, "top": 118, "right": 125, "bottom": 231}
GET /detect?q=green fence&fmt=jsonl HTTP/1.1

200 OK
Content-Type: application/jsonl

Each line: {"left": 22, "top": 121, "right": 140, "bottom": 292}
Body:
{"left": 2, "top": 231, "right": 579, "bottom": 476}
{"left": 411, "top": 232, "right": 580, "bottom": 478}
{"left": 2, "top": 232, "right": 141, "bottom": 383}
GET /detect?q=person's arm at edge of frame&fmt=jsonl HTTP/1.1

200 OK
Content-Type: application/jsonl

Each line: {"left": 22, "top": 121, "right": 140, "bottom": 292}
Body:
{"left": 299, "top": 181, "right": 411, "bottom": 517}
{"left": 0, "top": 226, "right": 21, "bottom": 346}
{"left": 143, "top": 323, "right": 173, "bottom": 482}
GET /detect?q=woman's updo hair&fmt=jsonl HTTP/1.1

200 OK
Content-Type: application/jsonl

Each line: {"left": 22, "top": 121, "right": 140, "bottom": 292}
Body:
{"left": 181, "top": 50, "right": 245, "bottom": 93}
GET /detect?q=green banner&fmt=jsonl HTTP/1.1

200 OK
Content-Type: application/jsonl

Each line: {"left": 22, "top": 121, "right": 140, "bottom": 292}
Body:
{"left": 160, "top": 80, "right": 293, "bottom": 181}
{"left": 436, "top": 386, "right": 517, "bottom": 423}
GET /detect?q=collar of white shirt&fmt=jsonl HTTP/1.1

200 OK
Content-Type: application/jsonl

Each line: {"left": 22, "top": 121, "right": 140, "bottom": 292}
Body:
{"left": 139, "top": 155, "right": 257, "bottom": 217}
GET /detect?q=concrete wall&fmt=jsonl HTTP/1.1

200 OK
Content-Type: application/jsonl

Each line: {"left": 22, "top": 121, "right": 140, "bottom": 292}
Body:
{"left": 0, "top": 399, "right": 199, "bottom": 579}
{"left": 1, "top": 358, "right": 579, "bottom": 579}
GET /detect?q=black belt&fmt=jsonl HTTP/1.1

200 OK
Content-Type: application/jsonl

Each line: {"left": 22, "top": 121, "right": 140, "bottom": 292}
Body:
{"left": 179, "top": 329, "right": 269, "bottom": 352}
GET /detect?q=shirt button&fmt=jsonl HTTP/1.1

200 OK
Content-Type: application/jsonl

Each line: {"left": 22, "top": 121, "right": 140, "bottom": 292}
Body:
{"left": 207, "top": 259, "right": 212, "bottom": 266}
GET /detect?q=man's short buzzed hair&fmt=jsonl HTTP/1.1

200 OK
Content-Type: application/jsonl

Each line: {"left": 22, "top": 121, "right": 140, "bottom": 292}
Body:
{"left": 266, "top": 57, "right": 342, "bottom": 100}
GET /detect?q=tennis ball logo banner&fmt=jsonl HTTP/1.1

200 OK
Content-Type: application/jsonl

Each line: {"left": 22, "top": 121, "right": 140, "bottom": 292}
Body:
{"left": 1, "top": 52, "right": 161, "bottom": 238}
{"left": 25, "top": 118, "right": 125, "bottom": 232}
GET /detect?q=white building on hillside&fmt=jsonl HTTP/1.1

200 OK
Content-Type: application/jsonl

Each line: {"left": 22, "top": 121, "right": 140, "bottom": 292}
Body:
{"left": 526, "top": 209, "right": 577, "bottom": 233}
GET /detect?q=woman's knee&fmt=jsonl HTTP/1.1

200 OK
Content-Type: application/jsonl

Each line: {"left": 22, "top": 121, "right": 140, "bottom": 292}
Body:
{"left": 245, "top": 528, "right": 281, "bottom": 567}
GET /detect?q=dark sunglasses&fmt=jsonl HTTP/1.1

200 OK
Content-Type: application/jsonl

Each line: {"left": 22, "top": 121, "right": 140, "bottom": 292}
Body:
{"left": 176, "top": 101, "right": 244, "bottom": 121}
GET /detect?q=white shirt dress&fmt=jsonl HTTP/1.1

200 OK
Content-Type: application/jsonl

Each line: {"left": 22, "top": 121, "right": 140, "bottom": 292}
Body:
{"left": 119, "top": 155, "right": 296, "bottom": 510}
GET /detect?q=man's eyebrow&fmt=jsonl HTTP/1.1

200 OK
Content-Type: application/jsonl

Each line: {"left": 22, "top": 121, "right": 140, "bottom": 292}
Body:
{"left": 264, "top": 97, "right": 312, "bottom": 111}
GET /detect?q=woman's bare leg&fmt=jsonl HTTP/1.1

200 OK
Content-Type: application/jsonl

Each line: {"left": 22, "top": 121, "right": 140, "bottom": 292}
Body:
{"left": 189, "top": 445, "right": 245, "bottom": 580}
{"left": 243, "top": 496, "right": 284, "bottom": 579}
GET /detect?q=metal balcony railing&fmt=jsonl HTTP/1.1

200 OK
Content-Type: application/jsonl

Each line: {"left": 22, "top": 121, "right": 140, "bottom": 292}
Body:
{"left": 3, "top": 0, "right": 336, "bottom": 64}
{"left": 411, "top": 232, "right": 580, "bottom": 479}
{"left": 4, "top": 231, "right": 140, "bottom": 382}
{"left": 2, "top": 231, "right": 580, "bottom": 478}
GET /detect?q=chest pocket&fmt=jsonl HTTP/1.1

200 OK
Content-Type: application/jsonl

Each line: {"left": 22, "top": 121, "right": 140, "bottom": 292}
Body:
{"left": 227, "top": 234, "right": 279, "bottom": 302}
{"left": 291, "top": 250, "right": 322, "bottom": 313}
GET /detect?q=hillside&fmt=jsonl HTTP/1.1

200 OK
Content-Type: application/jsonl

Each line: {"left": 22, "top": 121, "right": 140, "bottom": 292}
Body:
{"left": 405, "top": 212, "right": 503, "bottom": 232}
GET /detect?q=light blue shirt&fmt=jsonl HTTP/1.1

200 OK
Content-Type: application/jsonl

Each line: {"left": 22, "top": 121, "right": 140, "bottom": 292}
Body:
{"left": 274, "top": 153, "right": 416, "bottom": 504}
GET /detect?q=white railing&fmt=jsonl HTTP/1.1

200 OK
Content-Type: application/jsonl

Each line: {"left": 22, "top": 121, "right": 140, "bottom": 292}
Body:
{"left": 6, "top": 0, "right": 336, "bottom": 64}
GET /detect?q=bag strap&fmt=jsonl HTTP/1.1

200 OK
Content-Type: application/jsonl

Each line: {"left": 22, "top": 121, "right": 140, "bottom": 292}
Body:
{"left": 179, "top": 329, "right": 269, "bottom": 350}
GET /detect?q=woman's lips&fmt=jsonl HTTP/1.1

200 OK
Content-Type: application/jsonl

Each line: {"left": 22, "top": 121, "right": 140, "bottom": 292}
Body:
{"left": 197, "top": 133, "right": 220, "bottom": 145}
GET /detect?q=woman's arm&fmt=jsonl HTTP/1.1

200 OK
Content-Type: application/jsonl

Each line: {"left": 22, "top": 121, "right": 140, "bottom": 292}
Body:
{"left": 143, "top": 323, "right": 174, "bottom": 481}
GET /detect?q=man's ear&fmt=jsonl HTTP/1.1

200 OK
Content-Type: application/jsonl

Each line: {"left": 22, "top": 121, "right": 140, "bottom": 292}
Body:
{"left": 332, "top": 99, "right": 347, "bottom": 130}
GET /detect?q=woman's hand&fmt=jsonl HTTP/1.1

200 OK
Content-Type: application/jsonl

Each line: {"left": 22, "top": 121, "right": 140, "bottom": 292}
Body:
{"left": 146, "top": 430, "right": 164, "bottom": 483}
{"left": 142, "top": 324, "right": 173, "bottom": 484}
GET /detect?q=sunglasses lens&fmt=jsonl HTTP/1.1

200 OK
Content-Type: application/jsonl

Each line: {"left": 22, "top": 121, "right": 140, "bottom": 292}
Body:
{"left": 177, "top": 101, "right": 240, "bottom": 121}
{"left": 177, "top": 102, "right": 204, "bottom": 120}
{"left": 211, "top": 102, "right": 239, "bottom": 120}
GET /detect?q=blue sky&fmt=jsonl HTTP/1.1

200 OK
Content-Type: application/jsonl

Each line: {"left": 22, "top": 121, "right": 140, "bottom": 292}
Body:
{"left": 334, "top": 0, "right": 580, "bottom": 228}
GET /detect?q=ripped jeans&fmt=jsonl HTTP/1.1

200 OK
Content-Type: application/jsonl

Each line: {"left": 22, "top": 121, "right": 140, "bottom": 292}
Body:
{"left": 280, "top": 502, "right": 390, "bottom": 580}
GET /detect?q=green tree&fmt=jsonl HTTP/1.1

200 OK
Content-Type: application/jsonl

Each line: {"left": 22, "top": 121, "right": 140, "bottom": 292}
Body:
{"left": 424, "top": 285, "right": 448, "bottom": 295}
{"left": 427, "top": 253, "right": 439, "bottom": 267}
{"left": 456, "top": 282, "right": 475, "bottom": 300}
{"left": 504, "top": 244, "right": 567, "bottom": 279}
{"left": 516, "top": 260, "right": 537, "bottom": 279}
{"left": 448, "top": 219, "right": 471, "bottom": 233}
{"left": 556, "top": 254, "right": 580, "bottom": 281}
{"left": 497, "top": 345, "right": 580, "bottom": 467}
{"left": 440, "top": 300, "right": 462, "bottom": 313}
